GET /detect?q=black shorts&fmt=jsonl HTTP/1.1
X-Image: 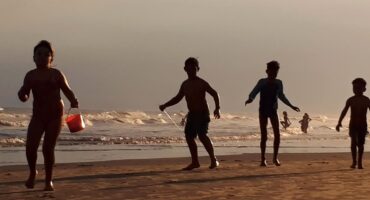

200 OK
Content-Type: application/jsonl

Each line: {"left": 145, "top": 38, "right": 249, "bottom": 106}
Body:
{"left": 259, "top": 109, "right": 278, "bottom": 119}
{"left": 184, "top": 112, "right": 210, "bottom": 138}
{"left": 349, "top": 126, "right": 368, "bottom": 145}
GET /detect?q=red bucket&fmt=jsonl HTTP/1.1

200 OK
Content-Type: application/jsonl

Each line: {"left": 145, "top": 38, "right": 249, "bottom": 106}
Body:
{"left": 65, "top": 109, "right": 85, "bottom": 133}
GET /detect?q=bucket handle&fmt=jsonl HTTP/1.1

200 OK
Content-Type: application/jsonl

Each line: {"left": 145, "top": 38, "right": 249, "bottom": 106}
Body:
{"left": 67, "top": 108, "right": 82, "bottom": 117}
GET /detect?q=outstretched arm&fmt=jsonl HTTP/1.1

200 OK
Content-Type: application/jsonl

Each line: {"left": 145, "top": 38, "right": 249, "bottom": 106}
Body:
{"left": 277, "top": 80, "right": 300, "bottom": 112}
{"left": 159, "top": 86, "right": 184, "bottom": 111}
{"left": 336, "top": 100, "right": 350, "bottom": 132}
{"left": 206, "top": 83, "right": 220, "bottom": 119}
{"left": 245, "top": 79, "right": 263, "bottom": 106}
{"left": 59, "top": 71, "right": 79, "bottom": 108}
{"left": 18, "top": 72, "right": 31, "bottom": 102}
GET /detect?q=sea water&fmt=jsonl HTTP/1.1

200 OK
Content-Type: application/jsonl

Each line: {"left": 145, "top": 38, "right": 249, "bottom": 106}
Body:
{"left": 0, "top": 107, "right": 365, "bottom": 166}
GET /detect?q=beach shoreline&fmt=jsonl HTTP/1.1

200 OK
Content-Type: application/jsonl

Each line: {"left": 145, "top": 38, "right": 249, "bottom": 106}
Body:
{"left": 1, "top": 152, "right": 369, "bottom": 200}
{"left": 0, "top": 137, "right": 358, "bottom": 167}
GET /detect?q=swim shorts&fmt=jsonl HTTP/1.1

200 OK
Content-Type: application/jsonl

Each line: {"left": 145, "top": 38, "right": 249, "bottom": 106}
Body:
{"left": 184, "top": 112, "right": 211, "bottom": 138}
{"left": 349, "top": 126, "right": 368, "bottom": 145}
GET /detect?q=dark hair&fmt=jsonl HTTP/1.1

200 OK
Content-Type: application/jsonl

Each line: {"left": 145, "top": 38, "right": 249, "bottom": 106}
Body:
{"left": 184, "top": 57, "right": 200, "bottom": 71}
{"left": 352, "top": 78, "right": 366, "bottom": 87}
{"left": 266, "top": 60, "right": 280, "bottom": 71}
{"left": 33, "top": 40, "right": 55, "bottom": 60}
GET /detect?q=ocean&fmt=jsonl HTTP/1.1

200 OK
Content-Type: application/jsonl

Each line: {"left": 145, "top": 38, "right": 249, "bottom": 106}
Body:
{"left": 0, "top": 107, "right": 365, "bottom": 166}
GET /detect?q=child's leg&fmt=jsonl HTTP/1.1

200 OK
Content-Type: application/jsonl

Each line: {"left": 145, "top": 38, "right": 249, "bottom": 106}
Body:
{"left": 25, "top": 117, "right": 45, "bottom": 189}
{"left": 358, "top": 144, "right": 364, "bottom": 169}
{"left": 350, "top": 137, "right": 357, "bottom": 168}
{"left": 198, "top": 134, "right": 219, "bottom": 169}
{"left": 270, "top": 114, "right": 281, "bottom": 166}
{"left": 42, "top": 117, "right": 62, "bottom": 191}
{"left": 183, "top": 116, "right": 200, "bottom": 170}
{"left": 280, "top": 121, "right": 286, "bottom": 129}
{"left": 303, "top": 124, "right": 308, "bottom": 133}
{"left": 183, "top": 134, "right": 200, "bottom": 170}
{"left": 358, "top": 134, "right": 365, "bottom": 169}
{"left": 259, "top": 115, "right": 268, "bottom": 166}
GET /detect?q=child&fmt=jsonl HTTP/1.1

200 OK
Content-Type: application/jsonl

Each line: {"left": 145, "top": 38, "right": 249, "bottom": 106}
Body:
{"left": 159, "top": 57, "right": 221, "bottom": 170}
{"left": 18, "top": 40, "right": 79, "bottom": 191}
{"left": 245, "top": 61, "right": 300, "bottom": 166}
{"left": 299, "top": 113, "right": 311, "bottom": 133}
{"left": 336, "top": 78, "right": 370, "bottom": 169}
{"left": 280, "top": 111, "right": 291, "bottom": 130}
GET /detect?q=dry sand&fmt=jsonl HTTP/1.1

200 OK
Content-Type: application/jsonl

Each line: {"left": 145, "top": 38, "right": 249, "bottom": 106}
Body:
{"left": 1, "top": 153, "right": 369, "bottom": 200}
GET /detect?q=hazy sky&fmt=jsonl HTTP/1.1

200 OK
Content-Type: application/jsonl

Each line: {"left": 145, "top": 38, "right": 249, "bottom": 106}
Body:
{"left": 1, "top": 0, "right": 370, "bottom": 114}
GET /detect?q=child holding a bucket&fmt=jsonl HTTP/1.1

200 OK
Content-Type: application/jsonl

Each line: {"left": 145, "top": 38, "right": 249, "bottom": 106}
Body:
{"left": 18, "top": 40, "right": 79, "bottom": 191}
{"left": 159, "top": 57, "right": 221, "bottom": 170}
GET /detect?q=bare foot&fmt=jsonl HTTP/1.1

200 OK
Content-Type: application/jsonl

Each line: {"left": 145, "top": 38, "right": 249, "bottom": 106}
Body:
{"left": 273, "top": 159, "right": 281, "bottom": 166}
{"left": 44, "top": 181, "right": 54, "bottom": 191}
{"left": 260, "top": 160, "right": 267, "bottom": 167}
{"left": 25, "top": 170, "right": 38, "bottom": 189}
{"left": 182, "top": 163, "right": 200, "bottom": 171}
{"left": 350, "top": 163, "right": 356, "bottom": 169}
{"left": 358, "top": 162, "right": 363, "bottom": 169}
{"left": 209, "top": 160, "right": 219, "bottom": 169}
{"left": 25, "top": 178, "right": 35, "bottom": 189}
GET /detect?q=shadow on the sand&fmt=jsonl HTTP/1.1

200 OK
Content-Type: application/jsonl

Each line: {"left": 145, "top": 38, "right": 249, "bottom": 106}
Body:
{"left": 0, "top": 189, "right": 44, "bottom": 196}
{"left": 97, "top": 168, "right": 352, "bottom": 191}
{"left": 57, "top": 169, "right": 182, "bottom": 181}
{"left": 0, "top": 168, "right": 354, "bottom": 194}
{"left": 165, "top": 168, "right": 352, "bottom": 184}
{"left": 0, "top": 169, "right": 181, "bottom": 187}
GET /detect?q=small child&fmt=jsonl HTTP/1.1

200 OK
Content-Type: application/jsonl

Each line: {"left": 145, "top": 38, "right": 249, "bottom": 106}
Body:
{"left": 245, "top": 61, "right": 300, "bottom": 166}
{"left": 159, "top": 57, "right": 221, "bottom": 170}
{"left": 180, "top": 113, "right": 188, "bottom": 126}
{"left": 299, "top": 113, "right": 311, "bottom": 133}
{"left": 18, "top": 40, "right": 79, "bottom": 191}
{"left": 336, "top": 78, "right": 370, "bottom": 169}
{"left": 280, "top": 111, "right": 291, "bottom": 130}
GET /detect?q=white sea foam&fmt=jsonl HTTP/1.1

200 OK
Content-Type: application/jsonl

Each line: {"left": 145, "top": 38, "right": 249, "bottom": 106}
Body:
{"left": 0, "top": 137, "right": 25, "bottom": 146}
{"left": 0, "top": 120, "right": 29, "bottom": 127}
{"left": 0, "top": 108, "right": 364, "bottom": 147}
{"left": 84, "top": 111, "right": 168, "bottom": 125}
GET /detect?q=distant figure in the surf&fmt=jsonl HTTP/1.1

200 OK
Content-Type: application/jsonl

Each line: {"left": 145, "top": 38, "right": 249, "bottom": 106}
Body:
{"left": 159, "top": 57, "right": 221, "bottom": 170}
{"left": 18, "top": 40, "right": 79, "bottom": 191}
{"left": 336, "top": 78, "right": 370, "bottom": 169}
{"left": 280, "top": 111, "right": 291, "bottom": 130}
{"left": 180, "top": 113, "right": 188, "bottom": 126}
{"left": 299, "top": 113, "right": 311, "bottom": 133}
{"left": 245, "top": 60, "right": 300, "bottom": 167}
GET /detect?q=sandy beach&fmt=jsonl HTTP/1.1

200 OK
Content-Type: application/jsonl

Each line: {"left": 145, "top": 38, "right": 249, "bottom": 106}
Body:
{"left": 1, "top": 152, "right": 369, "bottom": 200}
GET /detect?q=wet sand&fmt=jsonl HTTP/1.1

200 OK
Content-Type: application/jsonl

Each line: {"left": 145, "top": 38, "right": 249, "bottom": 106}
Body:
{"left": 0, "top": 153, "right": 369, "bottom": 200}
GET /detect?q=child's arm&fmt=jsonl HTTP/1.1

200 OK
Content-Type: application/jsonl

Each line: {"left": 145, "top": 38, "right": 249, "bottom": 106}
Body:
{"left": 18, "top": 72, "right": 32, "bottom": 102}
{"left": 206, "top": 83, "right": 221, "bottom": 119}
{"left": 336, "top": 99, "right": 350, "bottom": 132}
{"left": 159, "top": 86, "right": 184, "bottom": 111}
{"left": 277, "top": 80, "right": 300, "bottom": 112}
{"left": 245, "top": 79, "right": 263, "bottom": 106}
{"left": 58, "top": 71, "right": 79, "bottom": 108}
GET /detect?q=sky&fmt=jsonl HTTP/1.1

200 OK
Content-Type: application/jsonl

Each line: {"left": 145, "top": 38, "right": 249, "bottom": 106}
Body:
{"left": 1, "top": 0, "right": 370, "bottom": 114}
